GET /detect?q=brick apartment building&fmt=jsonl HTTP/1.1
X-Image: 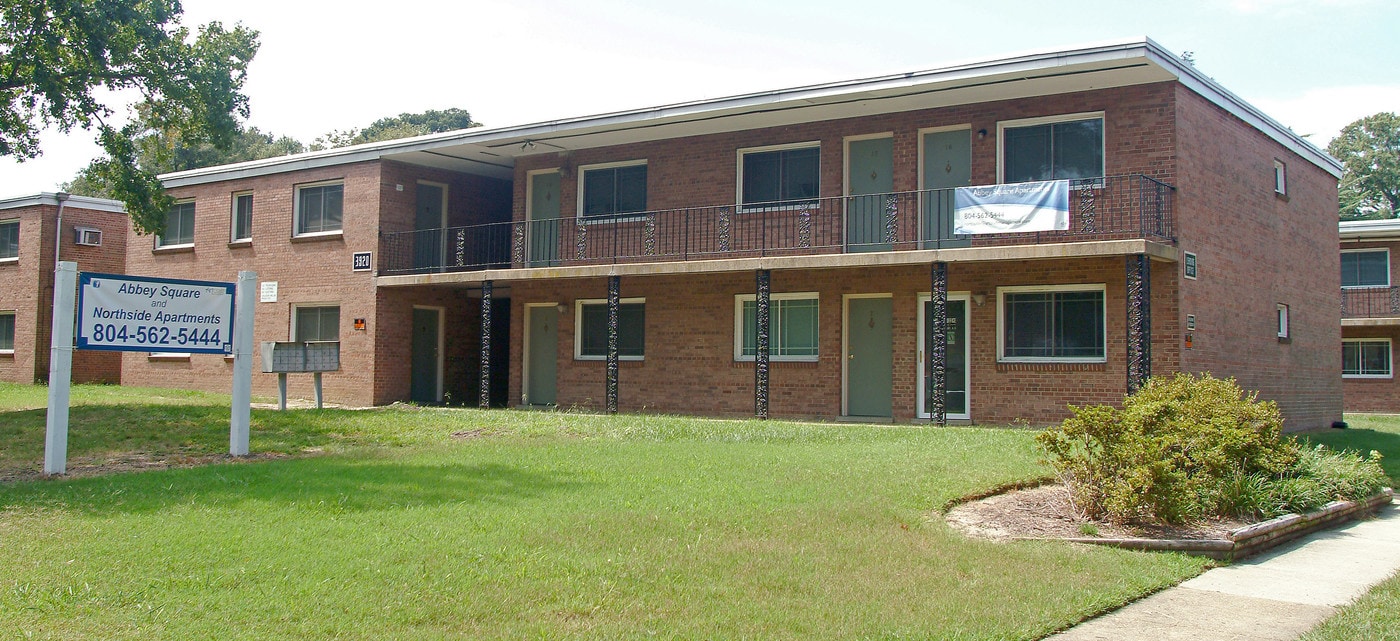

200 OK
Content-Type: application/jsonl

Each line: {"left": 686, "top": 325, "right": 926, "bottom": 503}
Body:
{"left": 116, "top": 39, "right": 1343, "bottom": 429}
{"left": 1340, "top": 219, "right": 1400, "bottom": 412}
{"left": 0, "top": 193, "right": 128, "bottom": 385}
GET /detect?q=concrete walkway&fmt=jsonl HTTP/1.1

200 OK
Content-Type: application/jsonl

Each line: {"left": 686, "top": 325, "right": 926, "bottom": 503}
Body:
{"left": 1047, "top": 503, "right": 1400, "bottom": 641}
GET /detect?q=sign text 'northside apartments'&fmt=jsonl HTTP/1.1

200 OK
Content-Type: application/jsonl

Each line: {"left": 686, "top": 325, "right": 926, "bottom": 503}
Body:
{"left": 77, "top": 273, "right": 236, "bottom": 354}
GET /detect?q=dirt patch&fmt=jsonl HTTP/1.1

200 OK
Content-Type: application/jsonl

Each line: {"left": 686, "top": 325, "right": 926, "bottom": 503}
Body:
{"left": 451, "top": 429, "right": 489, "bottom": 440}
{"left": 0, "top": 451, "right": 294, "bottom": 484}
{"left": 946, "top": 483, "right": 1249, "bottom": 541}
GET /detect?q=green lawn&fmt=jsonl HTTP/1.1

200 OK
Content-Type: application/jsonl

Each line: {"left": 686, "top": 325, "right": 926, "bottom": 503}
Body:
{"left": 1, "top": 383, "right": 1211, "bottom": 639}
{"left": 1297, "top": 413, "right": 1400, "bottom": 641}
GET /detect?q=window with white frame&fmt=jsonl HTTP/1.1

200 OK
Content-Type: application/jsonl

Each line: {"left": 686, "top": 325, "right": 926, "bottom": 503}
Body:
{"left": 295, "top": 181, "right": 344, "bottom": 235}
{"left": 232, "top": 192, "right": 253, "bottom": 241}
{"left": 0, "top": 311, "right": 14, "bottom": 352}
{"left": 575, "top": 299, "right": 644, "bottom": 359}
{"left": 156, "top": 201, "right": 195, "bottom": 247}
{"left": 0, "top": 219, "right": 17, "bottom": 260}
{"left": 1000, "top": 113, "right": 1104, "bottom": 183}
{"left": 739, "top": 143, "right": 819, "bottom": 208}
{"left": 1343, "top": 339, "right": 1391, "bottom": 378}
{"left": 1341, "top": 249, "right": 1389, "bottom": 288}
{"left": 999, "top": 285, "right": 1106, "bottom": 361}
{"left": 735, "top": 293, "right": 819, "bottom": 361}
{"left": 1277, "top": 304, "right": 1290, "bottom": 339}
{"left": 294, "top": 305, "right": 340, "bottom": 342}
{"left": 580, "top": 162, "right": 647, "bottom": 219}
{"left": 1274, "top": 159, "right": 1287, "bottom": 195}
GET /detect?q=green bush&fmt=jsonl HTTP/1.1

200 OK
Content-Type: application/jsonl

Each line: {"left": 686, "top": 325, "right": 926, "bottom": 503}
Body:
{"left": 1037, "top": 373, "right": 1386, "bottom": 524}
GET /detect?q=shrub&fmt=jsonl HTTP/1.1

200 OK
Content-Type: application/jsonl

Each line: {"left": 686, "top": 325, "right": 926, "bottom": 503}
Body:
{"left": 1037, "top": 373, "right": 1385, "bottom": 524}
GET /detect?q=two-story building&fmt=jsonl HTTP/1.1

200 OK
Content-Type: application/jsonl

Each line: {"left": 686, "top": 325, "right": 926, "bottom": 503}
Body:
{"left": 0, "top": 192, "right": 128, "bottom": 385}
{"left": 120, "top": 39, "right": 1343, "bottom": 428}
{"left": 1340, "top": 219, "right": 1400, "bottom": 412}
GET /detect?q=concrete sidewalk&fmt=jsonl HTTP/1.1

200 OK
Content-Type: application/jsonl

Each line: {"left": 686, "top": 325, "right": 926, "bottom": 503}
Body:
{"left": 1047, "top": 503, "right": 1400, "bottom": 641}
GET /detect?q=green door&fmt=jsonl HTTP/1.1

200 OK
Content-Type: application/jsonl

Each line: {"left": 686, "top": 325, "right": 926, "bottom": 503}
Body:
{"left": 846, "top": 137, "right": 894, "bottom": 253}
{"left": 526, "top": 305, "right": 558, "bottom": 406}
{"left": 410, "top": 308, "right": 441, "bottom": 403}
{"left": 528, "top": 172, "right": 561, "bottom": 267}
{"left": 846, "top": 297, "right": 893, "bottom": 417}
{"left": 414, "top": 183, "right": 445, "bottom": 270}
{"left": 923, "top": 299, "right": 968, "bottom": 417}
{"left": 922, "top": 130, "right": 972, "bottom": 249}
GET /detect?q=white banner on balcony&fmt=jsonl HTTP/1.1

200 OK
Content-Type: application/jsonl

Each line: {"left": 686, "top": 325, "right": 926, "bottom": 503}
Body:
{"left": 953, "top": 180, "right": 1069, "bottom": 235}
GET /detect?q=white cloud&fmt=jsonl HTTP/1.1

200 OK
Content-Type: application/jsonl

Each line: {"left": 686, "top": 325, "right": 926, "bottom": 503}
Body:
{"left": 1251, "top": 85, "right": 1400, "bottom": 147}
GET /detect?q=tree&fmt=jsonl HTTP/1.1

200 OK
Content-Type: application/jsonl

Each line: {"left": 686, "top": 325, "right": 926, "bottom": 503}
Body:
{"left": 310, "top": 108, "right": 479, "bottom": 150}
{"left": 1, "top": 0, "right": 259, "bottom": 234}
{"left": 1328, "top": 112, "right": 1400, "bottom": 220}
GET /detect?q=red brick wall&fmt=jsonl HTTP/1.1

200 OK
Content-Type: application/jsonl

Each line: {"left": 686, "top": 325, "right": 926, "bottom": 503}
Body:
{"left": 121, "top": 163, "right": 384, "bottom": 405}
{"left": 1341, "top": 325, "right": 1400, "bottom": 413}
{"left": 0, "top": 201, "right": 126, "bottom": 384}
{"left": 504, "top": 258, "right": 1177, "bottom": 425}
{"left": 1174, "top": 86, "right": 1341, "bottom": 430}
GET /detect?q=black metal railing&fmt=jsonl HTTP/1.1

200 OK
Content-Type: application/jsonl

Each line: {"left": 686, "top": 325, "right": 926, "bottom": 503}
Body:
{"left": 1342, "top": 286, "right": 1400, "bottom": 318}
{"left": 379, "top": 174, "right": 1175, "bottom": 275}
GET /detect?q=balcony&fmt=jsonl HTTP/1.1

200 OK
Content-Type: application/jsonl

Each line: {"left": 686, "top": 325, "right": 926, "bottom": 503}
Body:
{"left": 379, "top": 174, "right": 1174, "bottom": 276}
{"left": 1342, "top": 287, "right": 1400, "bottom": 320}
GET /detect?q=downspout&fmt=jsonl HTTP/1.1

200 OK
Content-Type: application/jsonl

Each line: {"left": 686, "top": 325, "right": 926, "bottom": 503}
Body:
{"left": 52, "top": 191, "right": 70, "bottom": 270}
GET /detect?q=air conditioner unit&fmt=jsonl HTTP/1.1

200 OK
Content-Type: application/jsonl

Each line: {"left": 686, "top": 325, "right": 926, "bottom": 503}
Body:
{"left": 74, "top": 227, "right": 102, "bottom": 246}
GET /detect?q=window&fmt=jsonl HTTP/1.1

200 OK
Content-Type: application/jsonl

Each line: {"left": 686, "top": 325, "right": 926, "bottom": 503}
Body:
{"left": 999, "top": 114, "right": 1104, "bottom": 183}
{"left": 739, "top": 144, "right": 819, "bottom": 208}
{"left": 999, "top": 285, "right": 1106, "bottom": 361}
{"left": 1343, "top": 339, "right": 1391, "bottom": 378}
{"left": 232, "top": 192, "right": 253, "bottom": 241}
{"left": 580, "top": 163, "right": 647, "bottom": 218}
{"left": 1342, "top": 250, "right": 1389, "bottom": 288}
{"left": 157, "top": 201, "right": 195, "bottom": 247}
{"left": 575, "top": 299, "right": 644, "bottom": 360}
{"left": 294, "top": 305, "right": 340, "bottom": 342}
{"left": 295, "top": 182, "right": 344, "bottom": 235}
{"left": 1274, "top": 159, "right": 1287, "bottom": 196}
{"left": 735, "top": 293, "right": 819, "bottom": 361}
{"left": 0, "top": 312, "right": 13, "bottom": 352}
{"left": 1277, "top": 304, "right": 1289, "bottom": 339}
{"left": 0, "top": 219, "right": 17, "bottom": 260}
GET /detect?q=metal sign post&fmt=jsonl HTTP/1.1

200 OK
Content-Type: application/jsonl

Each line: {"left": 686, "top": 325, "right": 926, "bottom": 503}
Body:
{"left": 229, "top": 271, "right": 257, "bottom": 456}
{"left": 43, "top": 262, "right": 77, "bottom": 475}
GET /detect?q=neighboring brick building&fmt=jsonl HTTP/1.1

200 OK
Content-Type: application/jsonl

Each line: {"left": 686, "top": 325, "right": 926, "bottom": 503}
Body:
{"left": 1340, "top": 219, "right": 1400, "bottom": 413}
{"left": 117, "top": 39, "right": 1343, "bottom": 429}
{"left": 0, "top": 193, "right": 128, "bottom": 385}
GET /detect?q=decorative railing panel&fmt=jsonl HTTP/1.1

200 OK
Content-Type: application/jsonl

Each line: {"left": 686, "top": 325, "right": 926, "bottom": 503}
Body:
{"left": 380, "top": 174, "right": 1175, "bottom": 275}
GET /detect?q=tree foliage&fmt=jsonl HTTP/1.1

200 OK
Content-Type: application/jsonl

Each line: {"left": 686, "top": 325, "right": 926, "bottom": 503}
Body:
{"left": 311, "top": 108, "right": 478, "bottom": 150}
{"left": 1, "top": 0, "right": 258, "bottom": 234}
{"left": 1328, "top": 112, "right": 1400, "bottom": 220}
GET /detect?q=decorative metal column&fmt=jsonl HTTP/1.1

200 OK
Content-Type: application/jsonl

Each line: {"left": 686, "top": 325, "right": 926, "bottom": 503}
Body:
{"left": 606, "top": 275, "right": 620, "bottom": 413}
{"left": 1126, "top": 254, "right": 1152, "bottom": 394}
{"left": 755, "top": 270, "right": 771, "bottom": 419}
{"left": 930, "top": 262, "right": 948, "bottom": 425}
{"left": 479, "top": 280, "right": 493, "bottom": 409}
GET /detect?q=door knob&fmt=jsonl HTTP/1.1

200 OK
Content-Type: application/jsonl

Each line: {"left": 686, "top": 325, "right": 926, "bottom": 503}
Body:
{"left": 848, "top": 354, "right": 855, "bottom": 360}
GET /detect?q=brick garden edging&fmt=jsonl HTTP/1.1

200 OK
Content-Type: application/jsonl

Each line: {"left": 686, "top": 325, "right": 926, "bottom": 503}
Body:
{"left": 1036, "top": 488, "right": 1395, "bottom": 561}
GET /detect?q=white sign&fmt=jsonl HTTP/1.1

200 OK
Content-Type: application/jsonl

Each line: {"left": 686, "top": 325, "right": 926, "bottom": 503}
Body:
{"left": 954, "top": 180, "right": 1070, "bottom": 235}
{"left": 76, "top": 272, "right": 235, "bottom": 354}
{"left": 260, "top": 281, "right": 278, "bottom": 303}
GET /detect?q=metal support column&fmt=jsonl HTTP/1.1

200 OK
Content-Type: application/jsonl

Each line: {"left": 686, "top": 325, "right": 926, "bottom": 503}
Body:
{"left": 479, "top": 280, "right": 493, "bottom": 408}
{"left": 755, "top": 269, "right": 771, "bottom": 419}
{"left": 1126, "top": 254, "right": 1152, "bottom": 394}
{"left": 930, "top": 262, "right": 948, "bottom": 425}
{"left": 606, "top": 275, "right": 621, "bottom": 413}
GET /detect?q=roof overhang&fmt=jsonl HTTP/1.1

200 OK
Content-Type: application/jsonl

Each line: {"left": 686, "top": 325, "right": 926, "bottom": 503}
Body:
{"left": 161, "top": 37, "right": 1342, "bottom": 188}
{"left": 1341, "top": 219, "right": 1400, "bottom": 242}
{"left": 0, "top": 192, "right": 127, "bottom": 213}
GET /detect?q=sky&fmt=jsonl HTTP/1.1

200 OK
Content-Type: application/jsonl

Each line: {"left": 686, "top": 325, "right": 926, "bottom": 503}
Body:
{"left": 3, "top": 0, "right": 1398, "bottom": 199}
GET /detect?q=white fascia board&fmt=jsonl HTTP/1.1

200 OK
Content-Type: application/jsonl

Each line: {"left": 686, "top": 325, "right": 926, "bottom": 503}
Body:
{"left": 1341, "top": 219, "right": 1400, "bottom": 240}
{"left": 0, "top": 192, "right": 127, "bottom": 213}
{"left": 1140, "top": 39, "right": 1342, "bottom": 178}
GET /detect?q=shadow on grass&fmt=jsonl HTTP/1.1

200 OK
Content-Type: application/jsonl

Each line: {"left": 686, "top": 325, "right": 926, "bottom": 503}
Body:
{"left": 0, "top": 455, "right": 588, "bottom": 516}
{"left": 1307, "top": 428, "right": 1400, "bottom": 484}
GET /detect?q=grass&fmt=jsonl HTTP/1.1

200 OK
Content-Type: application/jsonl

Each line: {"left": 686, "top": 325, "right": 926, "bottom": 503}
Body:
{"left": 1308, "top": 413, "right": 1400, "bottom": 485}
{"left": 0, "top": 383, "right": 1215, "bottom": 639}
